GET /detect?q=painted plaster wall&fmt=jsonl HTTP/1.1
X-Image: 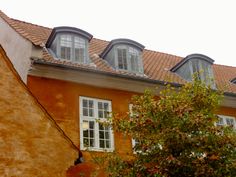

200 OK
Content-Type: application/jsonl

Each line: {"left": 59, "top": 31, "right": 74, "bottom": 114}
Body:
{"left": 27, "top": 75, "right": 236, "bottom": 161}
{"left": 0, "top": 47, "right": 78, "bottom": 176}
{"left": 27, "top": 76, "right": 137, "bottom": 155}
{"left": 0, "top": 17, "right": 33, "bottom": 83}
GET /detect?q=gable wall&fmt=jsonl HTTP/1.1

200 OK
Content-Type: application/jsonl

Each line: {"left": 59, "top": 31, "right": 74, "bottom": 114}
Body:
{"left": 0, "top": 17, "right": 32, "bottom": 83}
{"left": 0, "top": 47, "right": 78, "bottom": 177}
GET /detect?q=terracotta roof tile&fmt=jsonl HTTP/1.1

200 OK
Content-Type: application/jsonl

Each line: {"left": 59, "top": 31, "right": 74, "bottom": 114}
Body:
{"left": 1, "top": 10, "right": 236, "bottom": 94}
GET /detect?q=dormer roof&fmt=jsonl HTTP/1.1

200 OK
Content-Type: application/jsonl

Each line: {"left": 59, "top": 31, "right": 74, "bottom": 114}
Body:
{"left": 100, "top": 38, "right": 145, "bottom": 58}
{"left": 46, "top": 26, "right": 93, "bottom": 48}
{"left": 171, "top": 53, "right": 214, "bottom": 72}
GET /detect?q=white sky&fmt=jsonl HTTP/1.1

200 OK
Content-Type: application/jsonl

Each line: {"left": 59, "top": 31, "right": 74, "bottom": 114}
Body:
{"left": 1, "top": 0, "right": 236, "bottom": 67}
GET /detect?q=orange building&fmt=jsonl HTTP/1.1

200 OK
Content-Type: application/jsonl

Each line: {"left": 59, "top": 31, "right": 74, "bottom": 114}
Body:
{"left": 0, "top": 10, "right": 236, "bottom": 168}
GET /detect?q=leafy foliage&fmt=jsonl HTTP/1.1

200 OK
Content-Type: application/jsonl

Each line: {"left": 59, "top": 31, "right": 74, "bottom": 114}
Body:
{"left": 100, "top": 79, "right": 236, "bottom": 177}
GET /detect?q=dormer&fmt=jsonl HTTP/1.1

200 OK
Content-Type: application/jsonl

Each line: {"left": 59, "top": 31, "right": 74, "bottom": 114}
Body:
{"left": 171, "top": 54, "right": 215, "bottom": 87}
{"left": 231, "top": 78, "right": 236, "bottom": 84}
{"left": 46, "top": 26, "right": 93, "bottom": 64}
{"left": 100, "top": 39, "right": 145, "bottom": 74}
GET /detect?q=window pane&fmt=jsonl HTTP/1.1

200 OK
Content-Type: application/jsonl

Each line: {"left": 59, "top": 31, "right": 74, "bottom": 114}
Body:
{"left": 105, "top": 131, "right": 109, "bottom": 139}
{"left": 83, "top": 138, "right": 89, "bottom": 147}
{"left": 75, "top": 48, "right": 85, "bottom": 62}
{"left": 117, "top": 48, "right": 127, "bottom": 70}
{"left": 104, "top": 103, "right": 108, "bottom": 110}
{"left": 83, "top": 99, "right": 88, "bottom": 107}
{"left": 83, "top": 130, "right": 88, "bottom": 137}
{"left": 105, "top": 140, "right": 110, "bottom": 148}
{"left": 90, "top": 130, "right": 94, "bottom": 138}
{"left": 90, "top": 139, "right": 95, "bottom": 147}
{"left": 89, "top": 121, "right": 94, "bottom": 129}
{"left": 83, "top": 108, "right": 88, "bottom": 116}
{"left": 99, "top": 131, "right": 104, "bottom": 139}
{"left": 98, "top": 102, "right": 103, "bottom": 109}
{"left": 60, "top": 35, "right": 72, "bottom": 60}
{"left": 89, "top": 109, "right": 94, "bottom": 117}
{"left": 98, "top": 110, "right": 103, "bottom": 118}
{"left": 129, "top": 47, "right": 139, "bottom": 72}
{"left": 61, "top": 47, "right": 71, "bottom": 60}
{"left": 100, "top": 140, "right": 105, "bottom": 148}
{"left": 89, "top": 100, "right": 94, "bottom": 108}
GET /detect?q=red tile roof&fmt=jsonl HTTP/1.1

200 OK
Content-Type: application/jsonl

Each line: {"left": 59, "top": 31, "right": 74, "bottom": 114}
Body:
{"left": 1, "top": 10, "right": 236, "bottom": 94}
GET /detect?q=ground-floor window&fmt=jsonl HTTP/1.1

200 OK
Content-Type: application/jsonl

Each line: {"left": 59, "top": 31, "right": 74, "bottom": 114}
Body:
{"left": 80, "top": 96, "right": 114, "bottom": 151}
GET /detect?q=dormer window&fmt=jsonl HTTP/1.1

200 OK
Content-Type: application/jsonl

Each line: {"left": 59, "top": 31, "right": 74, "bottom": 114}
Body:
{"left": 171, "top": 54, "right": 215, "bottom": 87}
{"left": 46, "top": 26, "right": 93, "bottom": 64}
{"left": 100, "top": 39, "right": 145, "bottom": 74}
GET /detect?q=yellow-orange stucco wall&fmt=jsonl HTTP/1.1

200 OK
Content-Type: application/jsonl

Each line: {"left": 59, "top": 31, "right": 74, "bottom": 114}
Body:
{"left": 27, "top": 75, "right": 139, "bottom": 157}
{"left": 27, "top": 75, "right": 236, "bottom": 161}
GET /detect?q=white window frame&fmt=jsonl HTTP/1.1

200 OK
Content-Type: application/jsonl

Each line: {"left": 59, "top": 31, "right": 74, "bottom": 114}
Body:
{"left": 52, "top": 34, "right": 89, "bottom": 63}
{"left": 79, "top": 96, "right": 114, "bottom": 151}
{"left": 216, "top": 115, "right": 236, "bottom": 129}
{"left": 114, "top": 45, "right": 143, "bottom": 73}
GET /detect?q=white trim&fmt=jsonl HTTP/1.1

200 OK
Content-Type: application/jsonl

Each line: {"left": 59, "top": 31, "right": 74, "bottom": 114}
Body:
{"left": 79, "top": 96, "right": 114, "bottom": 151}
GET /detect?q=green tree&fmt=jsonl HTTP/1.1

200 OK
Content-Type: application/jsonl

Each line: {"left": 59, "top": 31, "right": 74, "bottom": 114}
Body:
{"left": 101, "top": 79, "right": 236, "bottom": 177}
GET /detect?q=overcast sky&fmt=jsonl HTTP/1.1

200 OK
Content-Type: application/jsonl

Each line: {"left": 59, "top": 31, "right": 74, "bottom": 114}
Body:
{"left": 1, "top": 0, "right": 236, "bottom": 67}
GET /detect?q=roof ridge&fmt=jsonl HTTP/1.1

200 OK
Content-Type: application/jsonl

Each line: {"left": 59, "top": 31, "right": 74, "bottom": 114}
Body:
{"left": 11, "top": 18, "right": 52, "bottom": 30}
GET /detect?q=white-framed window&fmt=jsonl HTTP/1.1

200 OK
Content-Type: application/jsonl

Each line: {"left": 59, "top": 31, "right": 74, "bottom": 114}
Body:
{"left": 129, "top": 104, "right": 140, "bottom": 153}
{"left": 216, "top": 115, "right": 236, "bottom": 129}
{"left": 176, "top": 59, "right": 215, "bottom": 88}
{"left": 115, "top": 45, "right": 143, "bottom": 73}
{"left": 51, "top": 34, "right": 89, "bottom": 63}
{"left": 80, "top": 97, "right": 114, "bottom": 151}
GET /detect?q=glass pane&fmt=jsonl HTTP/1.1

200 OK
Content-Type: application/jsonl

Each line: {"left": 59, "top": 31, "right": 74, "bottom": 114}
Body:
{"left": 89, "top": 100, "right": 94, "bottom": 108}
{"left": 83, "top": 138, "right": 89, "bottom": 147}
{"left": 89, "top": 121, "right": 94, "bottom": 129}
{"left": 75, "top": 48, "right": 84, "bottom": 62}
{"left": 61, "top": 47, "right": 71, "bottom": 59}
{"left": 83, "top": 108, "right": 88, "bottom": 116}
{"left": 82, "top": 120, "right": 89, "bottom": 130}
{"left": 83, "top": 130, "right": 88, "bottom": 137}
{"left": 98, "top": 110, "right": 103, "bottom": 118}
{"left": 105, "top": 132, "right": 109, "bottom": 139}
{"left": 99, "top": 131, "right": 104, "bottom": 139}
{"left": 90, "top": 139, "right": 94, "bottom": 147}
{"left": 105, "top": 140, "right": 110, "bottom": 148}
{"left": 83, "top": 99, "right": 88, "bottom": 107}
{"left": 89, "top": 109, "right": 94, "bottom": 117}
{"left": 100, "top": 140, "right": 105, "bottom": 148}
{"left": 104, "top": 111, "right": 108, "bottom": 118}
{"left": 98, "top": 102, "right": 103, "bottom": 109}
{"left": 90, "top": 130, "right": 94, "bottom": 138}
{"left": 104, "top": 103, "right": 108, "bottom": 110}
{"left": 117, "top": 48, "right": 127, "bottom": 70}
